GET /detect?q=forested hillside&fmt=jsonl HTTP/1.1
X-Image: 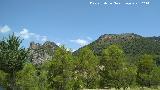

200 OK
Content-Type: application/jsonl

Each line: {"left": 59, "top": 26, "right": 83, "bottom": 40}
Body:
{"left": 0, "top": 33, "right": 160, "bottom": 90}
{"left": 77, "top": 33, "right": 160, "bottom": 55}
{"left": 76, "top": 33, "right": 160, "bottom": 65}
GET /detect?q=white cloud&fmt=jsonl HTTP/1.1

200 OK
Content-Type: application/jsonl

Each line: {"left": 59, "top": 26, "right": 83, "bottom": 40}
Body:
{"left": 0, "top": 25, "right": 48, "bottom": 42}
{"left": 0, "top": 25, "right": 11, "bottom": 33}
{"left": 17, "top": 28, "right": 48, "bottom": 42}
{"left": 72, "top": 49, "right": 76, "bottom": 52}
{"left": 56, "top": 42, "right": 61, "bottom": 46}
{"left": 19, "top": 28, "right": 31, "bottom": 39}
{"left": 87, "top": 37, "right": 92, "bottom": 41}
{"left": 41, "top": 36, "right": 47, "bottom": 42}
{"left": 70, "top": 39, "right": 88, "bottom": 46}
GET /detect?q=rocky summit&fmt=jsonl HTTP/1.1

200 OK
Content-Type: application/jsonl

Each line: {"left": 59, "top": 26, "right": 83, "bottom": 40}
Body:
{"left": 28, "top": 41, "right": 58, "bottom": 65}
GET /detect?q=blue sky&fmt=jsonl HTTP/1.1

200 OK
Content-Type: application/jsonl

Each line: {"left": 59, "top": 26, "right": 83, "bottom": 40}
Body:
{"left": 0, "top": 0, "right": 160, "bottom": 50}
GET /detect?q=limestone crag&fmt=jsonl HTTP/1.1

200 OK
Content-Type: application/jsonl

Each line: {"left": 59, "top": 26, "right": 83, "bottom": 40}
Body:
{"left": 28, "top": 41, "right": 58, "bottom": 65}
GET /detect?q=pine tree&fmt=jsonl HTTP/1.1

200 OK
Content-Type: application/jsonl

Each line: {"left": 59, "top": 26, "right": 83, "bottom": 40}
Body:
{"left": 0, "top": 34, "right": 28, "bottom": 90}
{"left": 47, "top": 46, "right": 74, "bottom": 90}
{"left": 100, "top": 45, "right": 136, "bottom": 89}
{"left": 16, "top": 63, "right": 39, "bottom": 90}
{"left": 74, "top": 47, "right": 99, "bottom": 89}
{"left": 137, "top": 54, "right": 156, "bottom": 88}
{"left": 150, "top": 67, "right": 160, "bottom": 88}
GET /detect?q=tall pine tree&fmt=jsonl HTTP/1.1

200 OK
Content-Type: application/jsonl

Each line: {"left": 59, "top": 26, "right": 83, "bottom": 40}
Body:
{"left": 0, "top": 34, "right": 28, "bottom": 90}
{"left": 74, "top": 47, "right": 99, "bottom": 89}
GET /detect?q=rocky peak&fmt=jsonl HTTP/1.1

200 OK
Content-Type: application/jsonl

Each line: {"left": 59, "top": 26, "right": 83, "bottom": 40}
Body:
{"left": 98, "top": 33, "right": 142, "bottom": 42}
{"left": 30, "top": 42, "right": 41, "bottom": 49}
{"left": 100, "top": 33, "right": 141, "bottom": 39}
{"left": 28, "top": 41, "right": 58, "bottom": 65}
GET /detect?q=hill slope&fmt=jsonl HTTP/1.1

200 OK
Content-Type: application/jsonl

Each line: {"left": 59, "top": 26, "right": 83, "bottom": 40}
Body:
{"left": 75, "top": 33, "right": 160, "bottom": 58}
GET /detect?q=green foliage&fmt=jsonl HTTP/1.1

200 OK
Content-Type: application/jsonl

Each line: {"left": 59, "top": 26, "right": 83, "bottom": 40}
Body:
{"left": 16, "top": 61, "right": 50, "bottom": 90}
{"left": 1, "top": 33, "right": 160, "bottom": 89}
{"left": 100, "top": 45, "right": 124, "bottom": 88}
{"left": 16, "top": 63, "right": 39, "bottom": 90}
{"left": 137, "top": 54, "right": 157, "bottom": 88}
{"left": 100, "top": 45, "right": 137, "bottom": 89}
{"left": 37, "top": 61, "right": 51, "bottom": 90}
{"left": 0, "top": 34, "right": 27, "bottom": 73}
{"left": 154, "top": 55, "right": 160, "bottom": 66}
{"left": 0, "top": 34, "right": 28, "bottom": 89}
{"left": 150, "top": 67, "right": 160, "bottom": 87}
{"left": 0, "top": 70, "right": 7, "bottom": 88}
{"left": 74, "top": 47, "right": 99, "bottom": 89}
{"left": 83, "top": 34, "right": 160, "bottom": 58}
{"left": 121, "top": 38, "right": 160, "bottom": 56}
{"left": 120, "top": 66, "right": 137, "bottom": 89}
{"left": 47, "top": 46, "right": 74, "bottom": 90}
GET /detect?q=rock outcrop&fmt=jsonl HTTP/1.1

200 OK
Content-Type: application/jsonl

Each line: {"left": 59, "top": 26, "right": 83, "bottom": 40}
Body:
{"left": 28, "top": 41, "right": 58, "bottom": 65}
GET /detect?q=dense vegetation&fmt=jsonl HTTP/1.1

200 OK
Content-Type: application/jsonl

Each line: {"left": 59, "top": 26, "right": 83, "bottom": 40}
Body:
{"left": 0, "top": 33, "right": 160, "bottom": 90}
{"left": 77, "top": 33, "right": 160, "bottom": 65}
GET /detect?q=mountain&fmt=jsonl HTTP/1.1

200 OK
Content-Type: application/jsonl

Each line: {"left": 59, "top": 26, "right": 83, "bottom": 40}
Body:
{"left": 28, "top": 41, "right": 58, "bottom": 65}
{"left": 28, "top": 33, "right": 160, "bottom": 65}
{"left": 75, "top": 33, "right": 160, "bottom": 58}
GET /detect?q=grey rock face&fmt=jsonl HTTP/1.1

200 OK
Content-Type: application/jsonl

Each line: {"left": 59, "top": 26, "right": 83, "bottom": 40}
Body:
{"left": 28, "top": 41, "right": 58, "bottom": 65}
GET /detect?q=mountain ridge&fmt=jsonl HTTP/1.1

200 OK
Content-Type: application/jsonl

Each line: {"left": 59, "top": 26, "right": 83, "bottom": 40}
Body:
{"left": 74, "top": 33, "right": 160, "bottom": 57}
{"left": 28, "top": 33, "right": 160, "bottom": 65}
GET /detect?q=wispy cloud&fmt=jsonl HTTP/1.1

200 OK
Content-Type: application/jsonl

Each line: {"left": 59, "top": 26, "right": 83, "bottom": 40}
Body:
{"left": 70, "top": 39, "right": 88, "bottom": 46}
{"left": 87, "top": 36, "right": 92, "bottom": 41}
{"left": 41, "top": 36, "right": 47, "bottom": 42}
{"left": 19, "top": 28, "right": 33, "bottom": 39}
{"left": 0, "top": 25, "right": 48, "bottom": 43}
{"left": 16, "top": 28, "right": 48, "bottom": 42}
{"left": 0, "top": 25, "right": 11, "bottom": 33}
